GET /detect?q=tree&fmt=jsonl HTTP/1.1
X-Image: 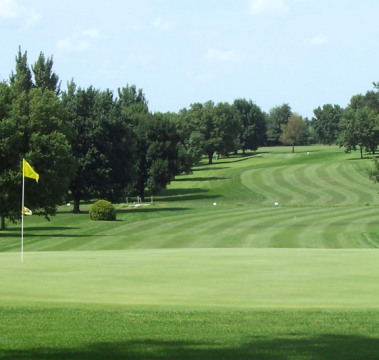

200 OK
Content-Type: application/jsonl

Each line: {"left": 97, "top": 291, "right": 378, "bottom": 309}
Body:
{"left": 31, "top": 52, "right": 61, "bottom": 94}
{"left": 117, "top": 84, "right": 149, "bottom": 122}
{"left": 61, "top": 83, "right": 137, "bottom": 212}
{"left": 165, "top": 111, "right": 202, "bottom": 174}
{"left": 279, "top": 113, "right": 308, "bottom": 153}
{"left": 338, "top": 107, "right": 379, "bottom": 159}
{"left": 184, "top": 101, "right": 242, "bottom": 164}
{"left": 1, "top": 49, "right": 76, "bottom": 229}
{"left": 266, "top": 104, "right": 292, "bottom": 145}
{"left": 311, "top": 104, "right": 342, "bottom": 145}
{"left": 9, "top": 47, "right": 33, "bottom": 93}
{"left": 368, "top": 157, "right": 379, "bottom": 185}
{"left": 234, "top": 98, "right": 267, "bottom": 155}
{"left": 131, "top": 112, "right": 181, "bottom": 200}
{"left": 0, "top": 87, "right": 76, "bottom": 230}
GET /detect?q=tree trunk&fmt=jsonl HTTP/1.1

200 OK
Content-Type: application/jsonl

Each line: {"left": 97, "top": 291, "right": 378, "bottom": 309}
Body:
{"left": 292, "top": 144, "right": 295, "bottom": 153}
{"left": 360, "top": 147, "right": 363, "bottom": 159}
{"left": 0, "top": 215, "right": 5, "bottom": 231}
{"left": 208, "top": 153, "right": 213, "bottom": 164}
{"left": 242, "top": 148, "right": 245, "bottom": 156}
{"left": 73, "top": 195, "right": 81, "bottom": 213}
{"left": 139, "top": 184, "right": 145, "bottom": 202}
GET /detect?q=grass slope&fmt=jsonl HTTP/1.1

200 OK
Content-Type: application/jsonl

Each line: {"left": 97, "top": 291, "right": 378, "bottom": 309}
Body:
{"left": 2, "top": 146, "right": 379, "bottom": 250}
{"left": 1, "top": 145, "right": 379, "bottom": 359}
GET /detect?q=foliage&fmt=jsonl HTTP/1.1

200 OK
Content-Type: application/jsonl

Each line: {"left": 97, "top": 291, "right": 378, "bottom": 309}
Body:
{"left": 338, "top": 106, "right": 379, "bottom": 158}
{"left": 184, "top": 101, "right": 242, "bottom": 164}
{"left": 266, "top": 103, "right": 292, "bottom": 145}
{"left": 311, "top": 104, "right": 342, "bottom": 145}
{"left": 31, "top": 52, "right": 61, "bottom": 94}
{"left": 368, "top": 157, "right": 379, "bottom": 185}
{"left": 61, "top": 83, "right": 137, "bottom": 212}
{"left": 131, "top": 112, "right": 181, "bottom": 200}
{"left": 89, "top": 199, "right": 116, "bottom": 221}
{"left": 279, "top": 113, "right": 308, "bottom": 152}
{"left": 9, "top": 46, "right": 33, "bottom": 93}
{"left": 1, "top": 48, "right": 77, "bottom": 230}
{"left": 0, "top": 85, "right": 76, "bottom": 229}
{"left": 234, "top": 98, "right": 267, "bottom": 154}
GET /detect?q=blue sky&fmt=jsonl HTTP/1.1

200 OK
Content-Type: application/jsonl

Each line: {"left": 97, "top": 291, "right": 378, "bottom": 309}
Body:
{"left": 1, "top": 0, "right": 379, "bottom": 118}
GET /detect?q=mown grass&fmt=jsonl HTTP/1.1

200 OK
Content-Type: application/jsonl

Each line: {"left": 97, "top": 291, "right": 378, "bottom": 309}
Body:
{"left": 1, "top": 308, "right": 379, "bottom": 360}
{"left": 1, "top": 145, "right": 379, "bottom": 359}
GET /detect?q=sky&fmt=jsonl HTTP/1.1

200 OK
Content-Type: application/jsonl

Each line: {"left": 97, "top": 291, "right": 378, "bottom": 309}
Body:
{"left": 1, "top": 0, "right": 379, "bottom": 119}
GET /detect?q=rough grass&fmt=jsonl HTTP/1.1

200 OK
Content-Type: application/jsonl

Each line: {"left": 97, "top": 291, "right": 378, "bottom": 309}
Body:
{"left": 1, "top": 308, "right": 379, "bottom": 360}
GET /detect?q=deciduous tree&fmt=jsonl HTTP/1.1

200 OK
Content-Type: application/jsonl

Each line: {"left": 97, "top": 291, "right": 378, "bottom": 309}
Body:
{"left": 279, "top": 113, "right": 308, "bottom": 153}
{"left": 234, "top": 98, "right": 266, "bottom": 155}
{"left": 311, "top": 104, "right": 342, "bottom": 145}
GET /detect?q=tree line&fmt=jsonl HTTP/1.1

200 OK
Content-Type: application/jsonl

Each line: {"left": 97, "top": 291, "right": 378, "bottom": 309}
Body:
{"left": 1, "top": 48, "right": 378, "bottom": 229}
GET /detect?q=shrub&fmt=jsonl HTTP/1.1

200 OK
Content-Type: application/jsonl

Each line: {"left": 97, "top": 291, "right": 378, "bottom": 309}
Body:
{"left": 89, "top": 200, "right": 116, "bottom": 221}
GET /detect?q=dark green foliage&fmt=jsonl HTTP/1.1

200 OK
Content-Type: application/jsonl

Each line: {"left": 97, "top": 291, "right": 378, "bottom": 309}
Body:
{"left": 311, "top": 104, "right": 342, "bottom": 145}
{"left": 234, "top": 98, "right": 267, "bottom": 154}
{"left": 183, "top": 101, "right": 242, "bottom": 164}
{"left": 89, "top": 199, "right": 116, "bottom": 221}
{"left": 0, "top": 82, "right": 76, "bottom": 229}
{"left": 266, "top": 103, "right": 292, "bottom": 145}
{"left": 9, "top": 46, "right": 33, "bottom": 93}
{"left": 338, "top": 106, "right": 379, "bottom": 158}
{"left": 61, "top": 83, "right": 137, "bottom": 212}
{"left": 131, "top": 112, "right": 181, "bottom": 200}
{"left": 31, "top": 52, "right": 61, "bottom": 94}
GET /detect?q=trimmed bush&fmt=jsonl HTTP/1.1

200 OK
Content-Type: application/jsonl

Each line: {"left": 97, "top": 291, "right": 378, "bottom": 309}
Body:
{"left": 89, "top": 200, "right": 116, "bottom": 221}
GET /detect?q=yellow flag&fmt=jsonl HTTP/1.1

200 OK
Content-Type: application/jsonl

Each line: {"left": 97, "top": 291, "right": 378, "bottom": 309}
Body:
{"left": 23, "top": 159, "right": 39, "bottom": 182}
{"left": 22, "top": 206, "right": 33, "bottom": 216}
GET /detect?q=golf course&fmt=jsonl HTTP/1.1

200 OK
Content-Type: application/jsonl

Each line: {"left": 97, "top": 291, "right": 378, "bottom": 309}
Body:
{"left": 1, "top": 145, "right": 379, "bottom": 359}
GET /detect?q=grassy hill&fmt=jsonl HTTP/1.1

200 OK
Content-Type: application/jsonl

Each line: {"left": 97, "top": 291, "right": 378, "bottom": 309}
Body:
{"left": 2, "top": 145, "right": 379, "bottom": 359}
{"left": 1, "top": 145, "right": 379, "bottom": 251}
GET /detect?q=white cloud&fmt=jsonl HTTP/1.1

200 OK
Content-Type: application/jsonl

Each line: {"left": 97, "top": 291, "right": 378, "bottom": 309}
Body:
{"left": 0, "top": 0, "right": 23, "bottom": 17}
{"left": 305, "top": 34, "right": 329, "bottom": 46}
{"left": 249, "top": 0, "right": 290, "bottom": 16}
{"left": 205, "top": 49, "right": 246, "bottom": 62}
{"left": 152, "top": 18, "right": 173, "bottom": 31}
{"left": 57, "top": 27, "right": 100, "bottom": 53}
{"left": 0, "top": 0, "right": 41, "bottom": 26}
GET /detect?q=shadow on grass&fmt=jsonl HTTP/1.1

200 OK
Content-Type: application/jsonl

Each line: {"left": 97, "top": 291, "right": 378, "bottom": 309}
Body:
{"left": 4, "top": 227, "right": 80, "bottom": 232}
{"left": 0, "top": 233, "right": 99, "bottom": 239}
{"left": 192, "top": 167, "right": 230, "bottom": 172}
{"left": 348, "top": 156, "right": 377, "bottom": 161}
{"left": 157, "top": 194, "right": 222, "bottom": 202}
{"left": 116, "top": 207, "right": 191, "bottom": 214}
{"left": 56, "top": 211, "right": 89, "bottom": 215}
{"left": 174, "top": 177, "right": 229, "bottom": 182}
{"left": 1, "top": 335, "right": 378, "bottom": 360}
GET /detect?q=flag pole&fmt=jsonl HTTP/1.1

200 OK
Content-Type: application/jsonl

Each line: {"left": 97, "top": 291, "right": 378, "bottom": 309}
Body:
{"left": 21, "top": 158, "right": 25, "bottom": 263}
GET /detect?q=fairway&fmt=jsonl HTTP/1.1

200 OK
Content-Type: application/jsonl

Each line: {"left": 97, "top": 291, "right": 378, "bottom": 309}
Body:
{"left": 2, "top": 145, "right": 379, "bottom": 359}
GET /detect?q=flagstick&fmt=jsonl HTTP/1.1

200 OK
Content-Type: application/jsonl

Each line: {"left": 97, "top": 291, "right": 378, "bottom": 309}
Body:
{"left": 21, "top": 159, "right": 25, "bottom": 263}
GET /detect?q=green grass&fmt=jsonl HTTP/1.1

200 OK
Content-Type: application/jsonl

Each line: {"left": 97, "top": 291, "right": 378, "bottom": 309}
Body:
{"left": 1, "top": 145, "right": 379, "bottom": 359}
{"left": 1, "top": 308, "right": 379, "bottom": 360}
{"left": 2, "top": 249, "right": 379, "bottom": 309}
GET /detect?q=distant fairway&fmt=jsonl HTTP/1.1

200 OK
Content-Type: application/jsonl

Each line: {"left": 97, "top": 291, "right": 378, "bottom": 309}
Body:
{"left": 2, "top": 145, "right": 379, "bottom": 359}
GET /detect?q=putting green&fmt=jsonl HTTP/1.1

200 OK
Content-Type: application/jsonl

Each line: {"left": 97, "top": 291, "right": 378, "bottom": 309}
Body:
{"left": 2, "top": 248, "right": 379, "bottom": 310}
